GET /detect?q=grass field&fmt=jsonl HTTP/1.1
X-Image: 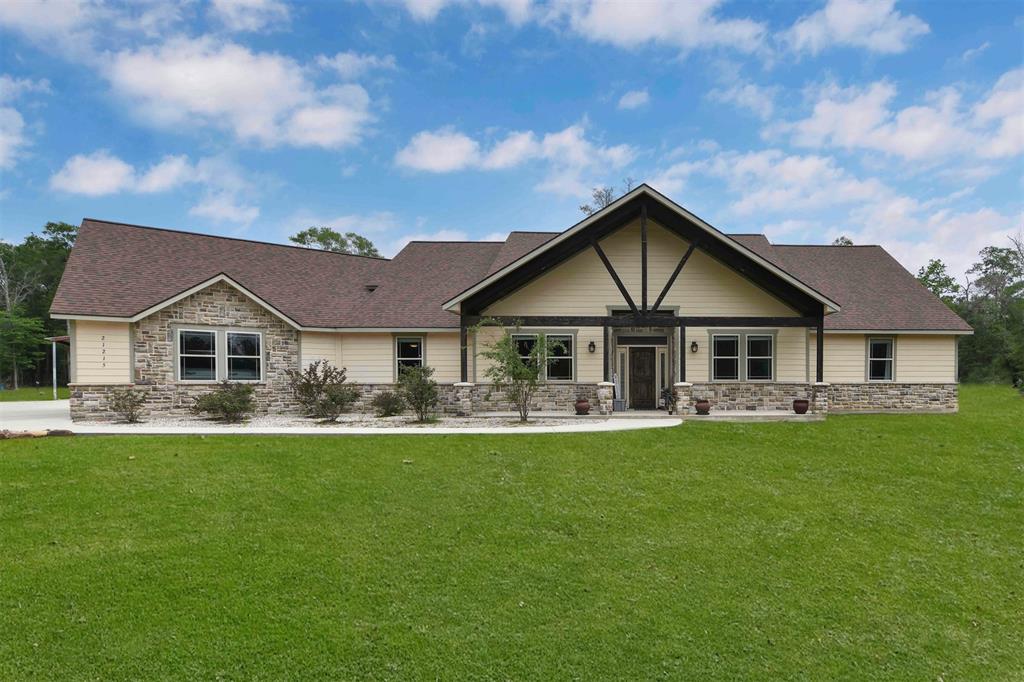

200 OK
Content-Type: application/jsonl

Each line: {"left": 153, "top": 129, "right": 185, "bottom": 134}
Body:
{"left": 1, "top": 385, "right": 1021, "bottom": 679}
{"left": 0, "top": 386, "right": 69, "bottom": 402}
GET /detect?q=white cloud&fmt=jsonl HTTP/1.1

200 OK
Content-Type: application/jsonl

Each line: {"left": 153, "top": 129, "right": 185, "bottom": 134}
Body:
{"left": 395, "top": 123, "right": 636, "bottom": 196}
{"left": 316, "top": 52, "right": 397, "bottom": 80}
{"left": 209, "top": 0, "right": 290, "bottom": 32}
{"left": 189, "top": 193, "right": 260, "bottom": 224}
{"left": 0, "top": 0, "right": 95, "bottom": 43}
{"left": 49, "top": 150, "right": 137, "bottom": 196}
{"left": 617, "top": 89, "right": 650, "bottom": 110}
{"left": 0, "top": 74, "right": 50, "bottom": 169}
{"left": 707, "top": 81, "right": 777, "bottom": 119}
{"left": 135, "top": 155, "right": 194, "bottom": 193}
{"left": 785, "top": 0, "right": 929, "bottom": 55}
{"left": 960, "top": 41, "right": 990, "bottom": 62}
{"left": 105, "top": 36, "right": 374, "bottom": 149}
{"left": 395, "top": 0, "right": 533, "bottom": 24}
{"left": 772, "top": 69, "right": 1024, "bottom": 161}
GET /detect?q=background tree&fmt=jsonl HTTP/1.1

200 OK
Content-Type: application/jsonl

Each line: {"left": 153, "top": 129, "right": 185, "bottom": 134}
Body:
{"left": 0, "top": 311, "right": 45, "bottom": 389}
{"left": 831, "top": 236, "right": 854, "bottom": 246}
{"left": 289, "top": 226, "right": 381, "bottom": 257}
{"left": 579, "top": 178, "right": 636, "bottom": 215}
{"left": 916, "top": 259, "right": 962, "bottom": 305}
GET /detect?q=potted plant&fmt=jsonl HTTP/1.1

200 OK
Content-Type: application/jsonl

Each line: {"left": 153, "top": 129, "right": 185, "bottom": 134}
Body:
{"left": 575, "top": 396, "right": 591, "bottom": 415}
{"left": 792, "top": 398, "right": 810, "bottom": 415}
{"left": 694, "top": 398, "right": 711, "bottom": 415}
{"left": 660, "top": 386, "right": 677, "bottom": 415}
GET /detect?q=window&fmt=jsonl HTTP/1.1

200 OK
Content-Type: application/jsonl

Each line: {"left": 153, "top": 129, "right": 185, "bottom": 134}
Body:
{"left": 227, "top": 332, "right": 262, "bottom": 381}
{"left": 712, "top": 335, "right": 740, "bottom": 381}
{"left": 746, "top": 335, "right": 773, "bottom": 381}
{"left": 513, "top": 334, "right": 538, "bottom": 369}
{"left": 179, "top": 330, "right": 216, "bottom": 381}
{"left": 547, "top": 335, "right": 573, "bottom": 381}
{"left": 396, "top": 337, "right": 424, "bottom": 375}
{"left": 868, "top": 338, "right": 894, "bottom": 381}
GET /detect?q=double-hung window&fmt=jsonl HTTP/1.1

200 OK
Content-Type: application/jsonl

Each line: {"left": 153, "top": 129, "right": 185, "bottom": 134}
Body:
{"left": 513, "top": 334, "right": 538, "bottom": 370}
{"left": 396, "top": 337, "right": 424, "bottom": 375}
{"left": 868, "top": 338, "right": 894, "bottom": 381}
{"left": 546, "top": 335, "right": 574, "bottom": 381}
{"left": 179, "top": 330, "right": 217, "bottom": 381}
{"left": 227, "top": 332, "right": 262, "bottom": 381}
{"left": 712, "top": 335, "right": 740, "bottom": 381}
{"left": 746, "top": 335, "right": 774, "bottom": 381}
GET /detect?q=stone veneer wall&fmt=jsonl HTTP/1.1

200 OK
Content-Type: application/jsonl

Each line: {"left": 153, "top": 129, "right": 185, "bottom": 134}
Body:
{"left": 828, "top": 383, "right": 958, "bottom": 412}
{"left": 688, "top": 382, "right": 814, "bottom": 411}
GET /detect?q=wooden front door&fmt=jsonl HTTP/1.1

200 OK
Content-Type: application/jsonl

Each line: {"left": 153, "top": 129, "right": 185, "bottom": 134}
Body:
{"left": 629, "top": 347, "right": 656, "bottom": 409}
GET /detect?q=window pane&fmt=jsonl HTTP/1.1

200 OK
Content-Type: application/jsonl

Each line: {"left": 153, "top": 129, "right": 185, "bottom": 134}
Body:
{"left": 181, "top": 331, "right": 215, "bottom": 355}
{"left": 869, "top": 359, "right": 892, "bottom": 381}
{"left": 228, "top": 357, "right": 260, "bottom": 380}
{"left": 397, "top": 338, "right": 422, "bottom": 360}
{"left": 547, "top": 358, "right": 573, "bottom": 380}
{"left": 548, "top": 336, "right": 572, "bottom": 357}
{"left": 514, "top": 336, "right": 536, "bottom": 356}
{"left": 713, "top": 358, "right": 739, "bottom": 380}
{"left": 181, "top": 355, "right": 215, "bottom": 380}
{"left": 869, "top": 340, "right": 892, "bottom": 359}
{"left": 748, "top": 357, "right": 773, "bottom": 380}
{"left": 227, "top": 333, "right": 260, "bottom": 357}
{"left": 713, "top": 336, "right": 738, "bottom": 357}
{"left": 747, "top": 336, "right": 772, "bottom": 357}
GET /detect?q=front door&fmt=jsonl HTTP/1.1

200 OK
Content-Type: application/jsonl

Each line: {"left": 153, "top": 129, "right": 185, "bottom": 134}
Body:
{"left": 629, "top": 347, "right": 656, "bottom": 409}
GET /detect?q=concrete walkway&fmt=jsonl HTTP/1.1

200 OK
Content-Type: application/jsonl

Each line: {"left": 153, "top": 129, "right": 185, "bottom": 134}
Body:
{"left": 1, "top": 400, "right": 682, "bottom": 435}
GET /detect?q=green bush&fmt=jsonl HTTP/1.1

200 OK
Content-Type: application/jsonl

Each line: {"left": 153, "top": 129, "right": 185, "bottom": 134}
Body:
{"left": 192, "top": 382, "right": 255, "bottom": 423}
{"left": 397, "top": 366, "right": 439, "bottom": 422}
{"left": 109, "top": 387, "right": 147, "bottom": 423}
{"left": 285, "top": 360, "right": 359, "bottom": 421}
{"left": 370, "top": 391, "right": 405, "bottom": 417}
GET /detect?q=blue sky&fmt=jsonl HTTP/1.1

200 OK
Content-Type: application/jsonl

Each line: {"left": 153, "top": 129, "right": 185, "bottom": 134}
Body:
{"left": 1, "top": 0, "right": 1021, "bottom": 278}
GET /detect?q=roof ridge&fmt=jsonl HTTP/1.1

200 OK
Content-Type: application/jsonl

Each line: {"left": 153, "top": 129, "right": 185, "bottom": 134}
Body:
{"left": 773, "top": 243, "right": 883, "bottom": 248}
{"left": 81, "top": 218, "right": 392, "bottom": 261}
{"left": 404, "top": 240, "right": 505, "bottom": 244}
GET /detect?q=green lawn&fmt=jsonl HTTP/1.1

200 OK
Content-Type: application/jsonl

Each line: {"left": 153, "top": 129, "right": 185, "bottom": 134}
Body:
{"left": 0, "top": 386, "right": 70, "bottom": 402}
{"left": 1, "top": 385, "right": 1021, "bottom": 680}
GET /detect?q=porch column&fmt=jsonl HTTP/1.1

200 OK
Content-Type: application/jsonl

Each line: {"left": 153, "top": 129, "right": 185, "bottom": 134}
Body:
{"left": 460, "top": 321, "right": 469, "bottom": 383}
{"left": 815, "top": 312, "right": 824, "bottom": 383}
{"left": 679, "top": 324, "right": 686, "bottom": 383}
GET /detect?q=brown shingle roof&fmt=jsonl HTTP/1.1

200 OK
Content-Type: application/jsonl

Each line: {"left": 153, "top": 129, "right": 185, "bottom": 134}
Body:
{"left": 52, "top": 219, "right": 970, "bottom": 332}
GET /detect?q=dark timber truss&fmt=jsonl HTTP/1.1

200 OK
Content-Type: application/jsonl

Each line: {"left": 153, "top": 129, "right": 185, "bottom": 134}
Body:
{"left": 458, "top": 193, "right": 828, "bottom": 384}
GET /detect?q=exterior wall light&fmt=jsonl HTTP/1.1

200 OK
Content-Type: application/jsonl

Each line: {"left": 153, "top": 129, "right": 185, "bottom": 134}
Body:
{"left": 588, "top": 341, "right": 597, "bottom": 353}
{"left": 690, "top": 341, "right": 699, "bottom": 353}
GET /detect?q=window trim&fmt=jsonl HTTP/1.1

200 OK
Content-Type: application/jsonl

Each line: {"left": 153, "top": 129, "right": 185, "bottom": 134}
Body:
{"left": 745, "top": 334, "right": 774, "bottom": 382}
{"left": 177, "top": 328, "right": 219, "bottom": 383}
{"left": 711, "top": 333, "right": 741, "bottom": 382}
{"left": 707, "top": 329, "right": 779, "bottom": 382}
{"left": 394, "top": 335, "right": 425, "bottom": 379}
{"left": 226, "top": 330, "right": 264, "bottom": 383}
{"left": 546, "top": 333, "right": 575, "bottom": 382}
{"left": 866, "top": 336, "right": 895, "bottom": 382}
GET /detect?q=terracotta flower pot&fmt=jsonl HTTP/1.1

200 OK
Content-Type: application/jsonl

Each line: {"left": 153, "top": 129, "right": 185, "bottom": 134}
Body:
{"left": 694, "top": 399, "right": 711, "bottom": 415}
{"left": 793, "top": 398, "right": 809, "bottom": 415}
{"left": 575, "top": 398, "right": 591, "bottom": 415}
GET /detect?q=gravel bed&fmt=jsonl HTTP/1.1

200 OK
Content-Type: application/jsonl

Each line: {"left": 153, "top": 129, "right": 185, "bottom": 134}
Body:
{"left": 78, "top": 414, "right": 606, "bottom": 429}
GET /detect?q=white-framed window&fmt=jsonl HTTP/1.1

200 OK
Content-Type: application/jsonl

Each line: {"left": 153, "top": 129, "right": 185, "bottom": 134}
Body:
{"left": 227, "top": 332, "right": 262, "bottom": 381}
{"left": 868, "top": 337, "right": 894, "bottom": 381}
{"left": 396, "top": 337, "right": 424, "bottom": 375}
{"left": 546, "top": 334, "right": 574, "bottom": 381}
{"left": 179, "top": 329, "right": 217, "bottom": 381}
{"left": 712, "top": 334, "right": 740, "bottom": 381}
{"left": 746, "top": 335, "right": 774, "bottom": 381}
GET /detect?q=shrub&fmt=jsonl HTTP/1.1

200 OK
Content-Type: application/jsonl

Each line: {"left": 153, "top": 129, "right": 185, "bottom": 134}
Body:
{"left": 476, "top": 321, "right": 563, "bottom": 422}
{"left": 397, "top": 365, "right": 439, "bottom": 422}
{"left": 192, "top": 382, "right": 255, "bottom": 423}
{"left": 285, "top": 360, "right": 360, "bottom": 421}
{"left": 371, "top": 390, "right": 405, "bottom": 417}
{"left": 109, "top": 387, "right": 147, "bottom": 423}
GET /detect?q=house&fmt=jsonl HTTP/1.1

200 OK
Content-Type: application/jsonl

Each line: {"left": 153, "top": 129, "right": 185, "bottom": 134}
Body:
{"left": 50, "top": 185, "right": 971, "bottom": 421}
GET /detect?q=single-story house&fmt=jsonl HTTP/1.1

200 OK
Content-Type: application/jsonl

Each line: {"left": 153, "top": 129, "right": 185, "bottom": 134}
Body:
{"left": 51, "top": 185, "right": 971, "bottom": 420}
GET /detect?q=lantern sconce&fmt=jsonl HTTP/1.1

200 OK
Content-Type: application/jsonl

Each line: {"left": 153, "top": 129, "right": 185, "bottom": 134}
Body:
{"left": 587, "top": 340, "right": 597, "bottom": 353}
{"left": 690, "top": 341, "right": 699, "bottom": 353}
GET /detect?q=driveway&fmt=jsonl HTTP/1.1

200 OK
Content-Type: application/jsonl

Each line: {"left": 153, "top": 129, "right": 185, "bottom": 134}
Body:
{"left": 1, "top": 399, "right": 72, "bottom": 431}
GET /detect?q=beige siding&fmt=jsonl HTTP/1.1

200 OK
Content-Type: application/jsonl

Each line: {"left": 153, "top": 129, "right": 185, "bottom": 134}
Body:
{"left": 71, "top": 320, "right": 132, "bottom": 384}
{"left": 484, "top": 220, "right": 796, "bottom": 317}
{"left": 427, "top": 333, "right": 461, "bottom": 382}
{"left": 815, "top": 333, "right": 959, "bottom": 383}
{"left": 897, "top": 335, "right": 957, "bottom": 383}
{"left": 340, "top": 333, "right": 393, "bottom": 383}
{"left": 300, "top": 332, "right": 342, "bottom": 369}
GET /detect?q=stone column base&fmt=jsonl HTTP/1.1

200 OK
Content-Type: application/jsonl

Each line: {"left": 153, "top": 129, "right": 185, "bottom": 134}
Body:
{"left": 597, "top": 382, "right": 615, "bottom": 415}
{"left": 453, "top": 382, "right": 475, "bottom": 416}
{"left": 673, "top": 382, "right": 692, "bottom": 415}
{"left": 812, "top": 382, "right": 830, "bottom": 414}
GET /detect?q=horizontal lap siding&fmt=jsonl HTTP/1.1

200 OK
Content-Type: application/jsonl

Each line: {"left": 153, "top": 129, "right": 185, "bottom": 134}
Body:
{"left": 427, "top": 333, "right": 461, "bottom": 383}
{"left": 819, "top": 334, "right": 867, "bottom": 383}
{"left": 300, "top": 332, "right": 342, "bottom": 369}
{"left": 897, "top": 335, "right": 957, "bottom": 383}
{"left": 340, "top": 333, "right": 393, "bottom": 383}
{"left": 300, "top": 332, "right": 463, "bottom": 383}
{"left": 72, "top": 320, "right": 132, "bottom": 384}
{"left": 484, "top": 220, "right": 797, "bottom": 317}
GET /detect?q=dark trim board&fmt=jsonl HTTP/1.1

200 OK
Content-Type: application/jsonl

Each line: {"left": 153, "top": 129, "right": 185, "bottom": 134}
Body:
{"left": 463, "top": 315, "right": 820, "bottom": 328}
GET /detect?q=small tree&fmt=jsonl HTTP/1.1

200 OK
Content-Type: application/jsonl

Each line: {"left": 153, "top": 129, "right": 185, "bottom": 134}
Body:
{"left": 285, "top": 360, "right": 360, "bottom": 421}
{"left": 109, "top": 387, "right": 147, "bottom": 423}
{"left": 477, "top": 323, "right": 562, "bottom": 422}
{"left": 397, "top": 366, "right": 439, "bottom": 422}
{"left": 192, "top": 382, "right": 255, "bottom": 422}
{"left": 371, "top": 390, "right": 405, "bottom": 417}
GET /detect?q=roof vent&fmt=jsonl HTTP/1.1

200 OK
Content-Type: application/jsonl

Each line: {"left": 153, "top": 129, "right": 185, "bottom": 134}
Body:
{"left": 364, "top": 284, "right": 379, "bottom": 293}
